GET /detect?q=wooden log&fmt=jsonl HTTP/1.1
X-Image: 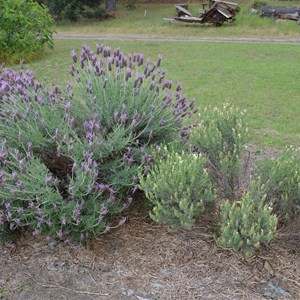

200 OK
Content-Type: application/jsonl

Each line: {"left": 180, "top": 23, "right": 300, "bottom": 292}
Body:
{"left": 279, "top": 12, "right": 299, "bottom": 21}
{"left": 261, "top": 6, "right": 300, "bottom": 18}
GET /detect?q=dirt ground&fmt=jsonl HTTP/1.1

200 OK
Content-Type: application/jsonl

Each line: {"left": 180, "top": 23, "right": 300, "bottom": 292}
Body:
{"left": 0, "top": 147, "right": 300, "bottom": 300}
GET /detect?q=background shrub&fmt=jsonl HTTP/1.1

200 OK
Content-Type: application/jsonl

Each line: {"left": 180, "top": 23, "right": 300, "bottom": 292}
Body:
{"left": 0, "top": 0, "right": 55, "bottom": 63}
{"left": 189, "top": 104, "right": 249, "bottom": 200}
{"left": 0, "top": 45, "right": 196, "bottom": 242}
{"left": 217, "top": 193, "right": 277, "bottom": 256}
{"left": 42, "top": 0, "right": 106, "bottom": 22}
{"left": 255, "top": 146, "right": 300, "bottom": 222}
{"left": 139, "top": 149, "right": 216, "bottom": 229}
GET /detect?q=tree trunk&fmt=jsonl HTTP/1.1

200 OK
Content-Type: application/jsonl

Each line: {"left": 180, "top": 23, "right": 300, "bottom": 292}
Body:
{"left": 106, "top": 0, "right": 116, "bottom": 13}
{"left": 261, "top": 6, "right": 300, "bottom": 18}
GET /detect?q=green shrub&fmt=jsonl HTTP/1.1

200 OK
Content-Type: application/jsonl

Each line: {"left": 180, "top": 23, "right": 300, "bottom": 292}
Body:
{"left": 126, "top": 0, "right": 137, "bottom": 10}
{"left": 189, "top": 104, "right": 249, "bottom": 200}
{"left": 0, "top": 0, "right": 55, "bottom": 63}
{"left": 43, "top": 0, "right": 106, "bottom": 22}
{"left": 0, "top": 45, "right": 196, "bottom": 242}
{"left": 139, "top": 149, "right": 216, "bottom": 229}
{"left": 252, "top": 0, "right": 267, "bottom": 10}
{"left": 217, "top": 193, "right": 277, "bottom": 256}
{"left": 255, "top": 146, "right": 300, "bottom": 222}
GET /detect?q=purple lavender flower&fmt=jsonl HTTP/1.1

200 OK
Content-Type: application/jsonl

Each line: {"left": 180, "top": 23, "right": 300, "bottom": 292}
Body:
{"left": 71, "top": 50, "right": 77, "bottom": 63}
{"left": 65, "top": 102, "right": 71, "bottom": 114}
{"left": 72, "top": 162, "right": 77, "bottom": 174}
{"left": 10, "top": 222, "right": 17, "bottom": 230}
{"left": 125, "top": 68, "right": 132, "bottom": 81}
{"left": 19, "top": 159, "right": 26, "bottom": 173}
{"left": 118, "top": 216, "right": 127, "bottom": 226}
{"left": 57, "top": 230, "right": 63, "bottom": 239}
{"left": 17, "top": 207, "right": 24, "bottom": 215}
{"left": 120, "top": 113, "right": 127, "bottom": 125}
{"left": 6, "top": 211, "right": 12, "bottom": 222}
{"left": 86, "top": 81, "right": 92, "bottom": 94}
{"left": 157, "top": 54, "right": 162, "bottom": 68}
{"left": 103, "top": 77, "right": 108, "bottom": 88}
{"left": 130, "top": 119, "right": 137, "bottom": 131}
{"left": 68, "top": 65, "right": 75, "bottom": 77}
{"left": 33, "top": 228, "right": 40, "bottom": 236}
{"left": 103, "top": 226, "right": 110, "bottom": 234}
{"left": 26, "top": 151, "right": 31, "bottom": 161}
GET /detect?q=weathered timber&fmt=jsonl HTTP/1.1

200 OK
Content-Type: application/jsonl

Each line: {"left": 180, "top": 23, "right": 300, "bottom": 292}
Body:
{"left": 279, "top": 13, "right": 300, "bottom": 21}
{"left": 175, "top": 5, "right": 192, "bottom": 17}
{"left": 164, "top": 1, "right": 240, "bottom": 27}
{"left": 261, "top": 6, "right": 300, "bottom": 18}
{"left": 174, "top": 16, "right": 203, "bottom": 23}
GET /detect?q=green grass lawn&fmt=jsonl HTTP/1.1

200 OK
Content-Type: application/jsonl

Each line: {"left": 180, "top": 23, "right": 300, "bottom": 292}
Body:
{"left": 56, "top": 2, "right": 300, "bottom": 39}
{"left": 25, "top": 39, "right": 300, "bottom": 148}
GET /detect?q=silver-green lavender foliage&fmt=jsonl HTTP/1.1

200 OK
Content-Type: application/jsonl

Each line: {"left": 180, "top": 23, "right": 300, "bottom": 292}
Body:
{"left": 189, "top": 104, "right": 249, "bottom": 200}
{"left": 138, "top": 150, "right": 216, "bottom": 229}
{"left": 217, "top": 193, "right": 278, "bottom": 257}
{"left": 255, "top": 146, "right": 300, "bottom": 221}
{"left": 0, "top": 44, "right": 196, "bottom": 242}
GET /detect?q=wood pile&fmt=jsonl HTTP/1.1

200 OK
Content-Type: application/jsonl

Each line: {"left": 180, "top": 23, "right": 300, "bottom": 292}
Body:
{"left": 163, "top": 1, "right": 240, "bottom": 27}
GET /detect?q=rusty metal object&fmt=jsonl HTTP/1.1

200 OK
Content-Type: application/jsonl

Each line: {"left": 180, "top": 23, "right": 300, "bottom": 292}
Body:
{"left": 165, "top": 1, "right": 240, "bottom": 27}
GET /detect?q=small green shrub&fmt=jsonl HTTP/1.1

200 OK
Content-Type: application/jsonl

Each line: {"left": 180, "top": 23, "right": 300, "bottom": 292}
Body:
{"left": 255, "top": 146, "right": 300, "bottom": 222}
{"left": 189, "top": 104, "right": 249, "bottom": 200}
{"left": 252, "top": 0, "right": 267, "bottom": 10}
{"left": 0, "top": 0, "right": 55, "bottom": 63}
{"left": 217, "top": 193, "right": 277, "bottom": 256}
{"left": 126, "top": 0, "right": 137, "bottom": 10}
{"left": 139, "top": 149, "right": 216, "bottom": 229}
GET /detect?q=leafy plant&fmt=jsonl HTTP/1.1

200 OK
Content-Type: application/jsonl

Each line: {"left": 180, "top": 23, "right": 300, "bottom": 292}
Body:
{"left": 189, "top": 104, "right": 249, "bottom": 200}
{"left": 0, "top": 0, "right": 55, "bottom": 63}
{"left": 43, "top": 0, "right": 106, "bottom": 22}
{"left": 126, "top": 0, "right": 137, "bottom": 10}
{"left": 255, "top": 146, "right": 300, "bottom": 222}
{"left": 217, "top": 193, "right": 277, "bottom": 257}
{"left": 0, "top": 44, "right": 196, "bottom": 241}
{"left": 139, "top": 149, "right": 216, "bottom": 229}
{"left": 251, "top": 0, "right": 267, "bottom": 10}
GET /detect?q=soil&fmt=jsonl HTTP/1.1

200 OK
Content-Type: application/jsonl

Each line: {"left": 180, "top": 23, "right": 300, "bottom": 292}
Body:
{"left": 0, "top": 146, "right": 300, "bottom": 300}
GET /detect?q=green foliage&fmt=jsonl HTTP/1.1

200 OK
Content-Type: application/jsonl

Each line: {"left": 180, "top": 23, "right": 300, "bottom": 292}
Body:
{"left": 255, "top": 146, "right": 300, "bottom": 222}
{"left": 189, "top": 104, "right": 249, "bottom": 200}
{"left": 217, "top": 193, "right": 278, "bottom": 256}
{"left": 251, "top": 0, "right": 267, "bottom": 10}
{"left": 125, "top": 0, "right": 137, "bottom": 10}
{"left": 43, "top": 0, "right": 106, "bottom": 22}
{"left": 0, "top": 0, "right": 55, "bottom": 63}
{"left": 139, "top": 149, "right": 216, "bottom": 229}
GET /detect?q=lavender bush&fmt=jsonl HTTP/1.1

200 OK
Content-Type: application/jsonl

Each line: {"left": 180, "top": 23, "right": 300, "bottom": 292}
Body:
{"left": 0, "top": 45, "right": 196, "bottom": 242}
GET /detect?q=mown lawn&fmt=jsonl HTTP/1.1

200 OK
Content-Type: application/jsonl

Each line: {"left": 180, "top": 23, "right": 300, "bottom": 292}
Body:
{"left": 25, "top": 39, "right": 300, "bottom": 148}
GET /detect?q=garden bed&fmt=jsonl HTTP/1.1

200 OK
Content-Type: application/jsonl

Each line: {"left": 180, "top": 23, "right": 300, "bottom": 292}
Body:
{"left": 0, "top": 200, "right": 299, "bottom": 299}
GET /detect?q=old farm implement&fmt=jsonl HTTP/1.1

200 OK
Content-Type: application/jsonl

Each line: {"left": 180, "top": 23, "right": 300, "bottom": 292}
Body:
{"left": 164, "top": 1, "right": 240, "bottom": 27}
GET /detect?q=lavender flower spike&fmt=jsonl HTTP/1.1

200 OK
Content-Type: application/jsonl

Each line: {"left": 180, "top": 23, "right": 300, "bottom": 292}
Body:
{"left": 71, "top": 50, "right": 77, "bottom": 63}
